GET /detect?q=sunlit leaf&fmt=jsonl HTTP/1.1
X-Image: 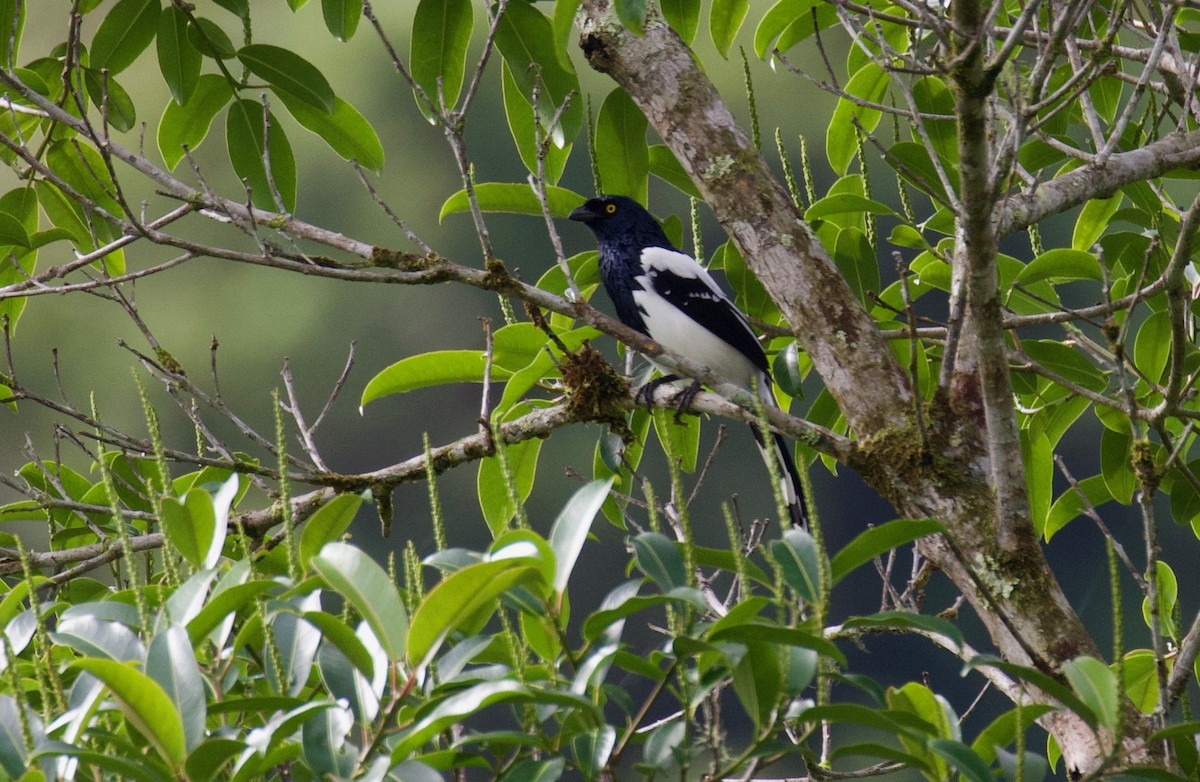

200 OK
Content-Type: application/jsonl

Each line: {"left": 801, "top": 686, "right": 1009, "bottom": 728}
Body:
{"left": 411, "top": 0, "right": 472, "bottom": 112}
{"left": 236, "top": 44, "right": 335, "bottom": 112}
{"left": 91, "top": 0, "right": 159, "bottom": 75}
{"left": 157, "top": 5, "right": 201, "bottom": 105}
{"left": 439, "top": 183, "right": 585, "bottom": 221}
{"left": 225, "top": 98, "right": 297, "bottom": 212}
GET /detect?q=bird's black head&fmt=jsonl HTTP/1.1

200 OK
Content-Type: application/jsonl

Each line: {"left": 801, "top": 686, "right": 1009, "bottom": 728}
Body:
{"left": 569, "top": 195, "right": 673, "bottom": 249}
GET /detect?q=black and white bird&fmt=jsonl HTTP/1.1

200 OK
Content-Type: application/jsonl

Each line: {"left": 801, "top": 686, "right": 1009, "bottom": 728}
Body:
{"left": 569, "top": 195, "right": 807, "bottom": 526}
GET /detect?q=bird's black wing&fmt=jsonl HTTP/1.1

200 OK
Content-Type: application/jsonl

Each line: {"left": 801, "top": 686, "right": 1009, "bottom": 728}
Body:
{"left": 639, "top": 247, "right": 770, "bottom": 376}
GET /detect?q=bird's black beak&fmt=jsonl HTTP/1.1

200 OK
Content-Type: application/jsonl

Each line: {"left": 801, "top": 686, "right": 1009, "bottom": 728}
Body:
{"left": 568, "top": 204, "right": 595, "bottom": 223}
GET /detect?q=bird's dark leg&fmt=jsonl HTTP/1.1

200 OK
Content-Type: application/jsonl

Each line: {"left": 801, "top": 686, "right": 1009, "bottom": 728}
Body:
{"left": 634, "top": 374, "right": 681, "bottom": 409}
{"left": 672, "top": 380, "right": 703, "bottom": 424}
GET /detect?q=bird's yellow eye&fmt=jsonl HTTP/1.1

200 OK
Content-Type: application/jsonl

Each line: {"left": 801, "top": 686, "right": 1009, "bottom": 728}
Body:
{"left": 604, "top": 203, "right": 617, "bottom": 214}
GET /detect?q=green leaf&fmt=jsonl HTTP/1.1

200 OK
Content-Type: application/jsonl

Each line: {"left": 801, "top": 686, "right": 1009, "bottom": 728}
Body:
{"left": 160, "top": 494, "right": 203, "bottom": 569}
{"left": 236, "top": 44, "right": 335, "bottom": 113}
{"left": 478, "top": 438, "right": 542, "bottom": 536}
{"left": 1072, "top": 195, "right": 1122, "bottom": 251}
{"left": 157, "top": 5, "right": 201, "bottom": 105}
{"left": 35, "top": 181, "right": 92, "bottom": 248}
{"left": 651, "top": 406, "right": 700, "bottom": 473}
{"left": 185, "top": 579, "right": 278, "bottom": 645}
{"left": 708, "top": 622, "right": 846, "bottom": 665}
{"left": 322, "top": 0, "right": 362, "bottom": 41}
{"left": 0, "top": 211, "right": 29, "bottom": 248}
{"left": 392, "top": 680, "right": 530, "bottom": 760}
{"left": 572, "top": 725, "right": 616, "bottom": 782}
{"left": 187, "top": 16, "right": 236, "bottom": 58}
{"left": 730, "top": 640, "right": 780, "bottom": 729}
{"left": 158, "top": 73, "right": 235, "bottom": 170}
{"left": 828, "top": 62, "right": 888, "bottom": 175}
{"left": 830, "top": 519, "right": 943, "bottom": 584}
{"left": 83, "top": 69, "right": 137, "bottom": 132}
{"left": 361, "top": 350, "right": 512, "bottom": 408}
{"left": 1101, "top": 427, "right": 1135, "bottom": 504}
{"left": 805, "top": 193, "right": 897, "bottom": 221}
{"left": 1133, "top": 310, "right": 1171, "bottom": 384}
{"left": 1063, "top": 655, "right": 1120, "bottom": 729}
{"left": 1120, "top": 650, "right": 1161, "bottom": 714}
{"left": 613, "top": 0, "right": 648, "bottom": 31}
{"left": 406, "top": 558, "right": 543, "bottom": 670}
{"left": 438, "top": 183, "right": 585, "bottom": 221}
{"left": 769, "top": 527, "right": 821, "bottom": 602}
{"left": 0, "top": 0, "right": 25, "bottom": 68}
{"left": 1012, "top": 248, "right": 1102, "bottom": 286}
{"left": 298, "top": 493, "right": 363, "bottom": 568}
{"left": 91, "top": 0, "right": 160, "bottom": 75}
{"left": 660, "top": 0, "right": 700, "bottom": 44}
{"left": 648, "top": 145, "right": 701, "bottom": 198}
{"left": 146, "top": 624, "right": 206, "bottom": 751}
{"left": 312, "top": 542, "right": 409, "bottom": 660}
{"left": 548, "top": 477, "right": 615, "bottom": 595}
{"left": 631, "top": 532, "right": 688, "bottom": 592}
{"left": 832, "top": 227, "right": 879, "bottom": 306}
{"left": 72, "top": 658, "right": 187, "bottom": 768}
{"left": 1021, "top": 431, "right": 1052, "bottom": 532}
{"left": 595, "top": 88, "right": 648, "bottom": 204}
{"left": 929, "top": 739, "right": 994, "bottom": 782}
{"left": 710, "top": 0, "right": 749, "bottom": 57}
{"left": 275, "top": 91, "right": 385, "bottom": 173}
{"left": 494, "top": 1, "right": 582, "bottom": 146}
{"left": 410, "top": 0, "right": 472, "bottom": 111}
{"left": 502, "top": 63, "right": 571, "bottom": 185}
{"left": 46, "top": 140, "right": 121, "bottom": 216}
{"left": 225, "top": 98, "right": 297, "bottom": 212}
{"left": 1141, "top": 561, "right": 1178, "bottom": 642}
{"left": 754, "top": 0, "right": 818, "bottom": 58}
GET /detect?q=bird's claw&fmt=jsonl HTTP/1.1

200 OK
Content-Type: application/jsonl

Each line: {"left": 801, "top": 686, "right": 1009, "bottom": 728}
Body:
{"left": 672, "top": 381, "right": 702, "bottom": 424}
{"left": 634, "top": 374, "right": 680, "bottom": 411}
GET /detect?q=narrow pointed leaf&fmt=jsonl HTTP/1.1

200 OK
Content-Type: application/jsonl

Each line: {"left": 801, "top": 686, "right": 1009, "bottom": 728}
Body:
{"left": 549, "top": 477, "right": 614, "bottom": 594}
{"left": 312, "top": 542, "right": 408, "bottom": 660}
{"left": 72, "top": 658, "right": 187, "bottom": 767}
{"left": 236, "top": 44, "right": 335, "bottom": 112}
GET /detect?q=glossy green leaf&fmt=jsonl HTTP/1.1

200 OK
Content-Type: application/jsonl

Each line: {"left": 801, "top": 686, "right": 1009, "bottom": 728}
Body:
{"left": 1012, "top": 248, "right": 1102, "bottom": 286}
{"left": 187, "top": 16, "right": 236, "bottom": 58}
{"left": 361, "top": 350, "right": 512, "bottom": 408}
{"left": 439, "top": 183, "right": 585, "bottom": 221}
{"left": 478, "top": 438, "right": 542, "bottom": 536}
{"left": 828, "top": 62, "right": 888, "bottom": 175}
{"left": 146, "top": 624, "right": 206, "bottom": 751}
{"left": 660, "top": 0, "right": 700, "bottom": 43}
{"left": 299, "top": 493, "right": 363, "bottom": 568}
{"left": 754, "top": 0, "right": 818, "bottom": 57}
{"left": 595, "top": 88, "right": 648, "bottom": 204}
{"left": 709, "top": 0, "right": 749, "bottom": 57}
{"left": 572, "top": 725, "right": 616, "bottom": 782}
{"left": 0, "top": 211, "right": 29, "bottom": 248}
{"left": 160, "top": 495, "right": 203, "bottom": 569}
{"left": 1132, "top": 310, "right": 1171, "bottom": 384}
{"left": 805, "top": 193, "right": 896, "bottom": 221}
{"left": 46, "top": 140, "right": 121, "bottom": 217}
{"left": 236, "top": 44, "right": 335, "bottom": 112}
{"left": 406, "top": 558, "right": 542, "bottom": 670}
{"left": 72, "top": 658, "right": 187, "bottom": 768}
{"left": 158, "top": 74, "right": 235, "bottom": 170}
{"left": 502, "top": 63, "right": 571, "bottom": 184}
{"left": 322, "top": 0, "right": 362, "bottom": 41}
{"left": 303, "top": 611, "right": 377, "bottom": 680}
{"left": 631, "top": 532, "right": 688, "bottom": 592}
{"left": 971, "top": 703, "right": 1055, "bottom": 762}
{"left": 929, "top": 739, "right": 994, "bottom": 782}
{"left": 648, "top": 145, "right": 701, "bottom": 198}
{"left": 1072, "top": 195, "right": 1122, "bottom": 251}
{"left": 312, "top": 542, "right": 409, "bottom": 660}
{"left": 91, "top": 0, "right": 160, "bottom": 75}
{"left": 830, "top": 518, "right": 943, "bottom": 584}
{"left": 1120, "top": 649, "right": 1161, "bottom": 714}
{"left": 1021, "top": 431, "right": 1052, "bottom": 533}
{"left": 730, "top": 639, "right": 781, "bottom": 728}
{"left": 651, "top": 407, "right": 700, "bottom": 473}
{"left": 157, "top": 5, "right": 201, "bottom": 105}
{"left": 1063, "top": 655, "right": 1120, "bottom": 729}
{"left": 225, "top": 98, "right": 297, "bottom": 212}
{"left": 392, "top": 680, "right": 530, "bottom": 760}
{"left": 708, "top": 622, "right": 846, "bottom": 665}
{"left": 1141, "top": 561, "right": 1178, "bottom": 642}
{"left": 770, "top": 527, "right": 821, "bottom": 602}
{"left": 0, "top": 0, "right": 24, "bottom": 68}
{"left": 549, "top": 477, "right": 615, "bottom": 595}
{"left": 275, "top": 91, "right": 385, "bottom": 173}
{"left": 185, "top": 579, "right": 278, "bottom": 644}
{"left": 410, "top": 0, "right": 472, "bottom": 111}
{"left": 83, "top": 69, "right": 137, "bottom": 132}
{"left": 1100, "top": 427, "right": 1135, "bottom": 504}
{"left": 494, "top": 1, "right": 582, "bottom": 146}
{"left": 832, "top": 227, "right": 879, "bottom": 306}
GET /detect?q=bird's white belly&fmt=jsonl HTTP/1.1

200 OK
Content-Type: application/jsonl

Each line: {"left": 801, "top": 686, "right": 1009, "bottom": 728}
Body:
{"left": 632, "top": 287, "right": 758, "bottom": 388}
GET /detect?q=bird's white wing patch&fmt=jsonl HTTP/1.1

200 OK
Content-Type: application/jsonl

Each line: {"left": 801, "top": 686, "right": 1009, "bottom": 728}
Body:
{"left": 638, "top": 247, "right": 722, "bottom": 291}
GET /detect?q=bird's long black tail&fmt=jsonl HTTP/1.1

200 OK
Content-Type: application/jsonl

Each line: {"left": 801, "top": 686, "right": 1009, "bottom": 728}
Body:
{"left": 749, "top": 423, "right": 808, "bottom": 528}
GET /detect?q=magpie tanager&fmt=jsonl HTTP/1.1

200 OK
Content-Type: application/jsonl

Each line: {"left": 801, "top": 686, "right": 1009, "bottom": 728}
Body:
{"left": 569, "top": 195, "right": 807, "bottom": 527}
